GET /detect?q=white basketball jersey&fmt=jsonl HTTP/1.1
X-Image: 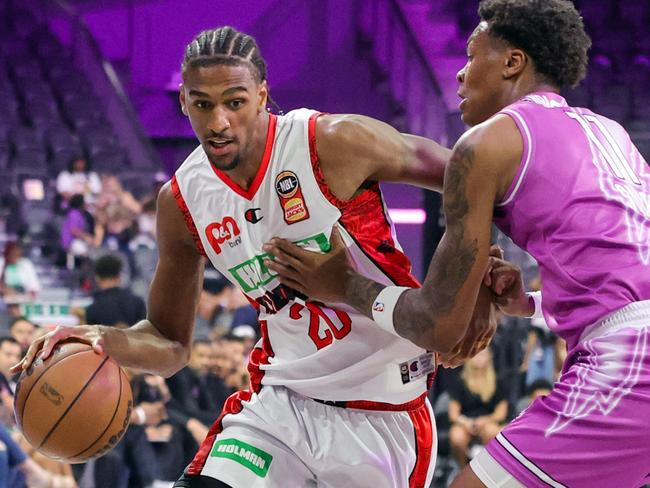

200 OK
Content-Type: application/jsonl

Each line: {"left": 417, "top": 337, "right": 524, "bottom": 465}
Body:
{"left": 173, "top": 108, "right": 431, "bottom": 403}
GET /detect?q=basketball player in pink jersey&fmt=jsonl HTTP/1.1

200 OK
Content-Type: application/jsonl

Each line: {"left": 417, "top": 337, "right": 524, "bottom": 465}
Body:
{"left": 11, "top": 26, "right": 505, "bottom": 488}
{"left": 263, "top": 0, "right": 650, "bottom": 487}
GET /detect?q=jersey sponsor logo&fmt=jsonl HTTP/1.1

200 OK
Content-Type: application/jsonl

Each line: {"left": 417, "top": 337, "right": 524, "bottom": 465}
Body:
{"left": 205, "top": 217, "right": 241, "bottom": 254}
{"left": 275, "top": 171, "right": 309, "bottom": 224}
{"left": 244, "top": 208, "right": 264, "bottom": 224}
{"left": 228, "top": 233, "right": 330, "bottom": 293}
{"left": 210, "top": 439, "right": 273, "bottom": 478}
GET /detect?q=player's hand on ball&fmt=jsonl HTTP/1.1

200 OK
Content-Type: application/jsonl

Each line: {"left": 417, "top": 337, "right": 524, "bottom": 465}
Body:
{"left": 10, "top": 325, "right": 105, "bottom": 374}
{"left": 263, "top": 226, "right": 351, "bottom": 303}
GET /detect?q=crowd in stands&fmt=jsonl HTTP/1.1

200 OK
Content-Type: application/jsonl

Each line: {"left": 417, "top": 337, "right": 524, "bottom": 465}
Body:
{"left": 0, "top": 154, "right": 260, "bottom": 487}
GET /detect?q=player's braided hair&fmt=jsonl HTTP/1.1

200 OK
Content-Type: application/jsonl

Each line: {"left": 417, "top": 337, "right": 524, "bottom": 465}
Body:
{"left": 183, "top": 26, "right": 267, "bottom": 81}
{"left": 478, "top": 0, "right": 591, "bottom": 88}
{"left": 182, "top": 26, "right": 283, "bottom": 113}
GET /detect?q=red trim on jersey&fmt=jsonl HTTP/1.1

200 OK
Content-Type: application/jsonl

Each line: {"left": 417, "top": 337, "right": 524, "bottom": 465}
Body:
{"left": 408, "top": 402, "right": 433, "bottom": 488}
{"left": 210, "top": 114, "right": 277, "bottom": 200}
{"left": 170, "top": 176, "right": 207, "bottom": 257}
{"left": 307, "top": 112, "right": 420, "bottom": 287}
{"left": 187, "top": 325, "right": 274, "bottom": 476}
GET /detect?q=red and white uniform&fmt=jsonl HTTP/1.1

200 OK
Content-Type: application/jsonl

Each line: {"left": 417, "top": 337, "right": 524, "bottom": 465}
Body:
{"left": 172, "top": 109, "right": 435, "bottom": 487}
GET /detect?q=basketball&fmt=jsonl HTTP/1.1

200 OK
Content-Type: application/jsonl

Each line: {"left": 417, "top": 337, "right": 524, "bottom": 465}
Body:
{"left": 14, "top": 340, "right": 133, "bottom": 464}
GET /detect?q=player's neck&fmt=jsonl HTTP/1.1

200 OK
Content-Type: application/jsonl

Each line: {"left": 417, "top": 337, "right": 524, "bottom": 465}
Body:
{"left": 506, "top": 79, "right": 560, "bottom": 107}
{"left": 222, "top": 111, "right": 271, "bottom": 191}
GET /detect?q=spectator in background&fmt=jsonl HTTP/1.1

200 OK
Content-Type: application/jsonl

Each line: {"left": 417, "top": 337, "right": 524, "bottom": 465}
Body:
{"left": 60, "top": 194, "right": 96, "bottom": 265}
{"left": 166, "top": 340, "right": 229, "bottom": 435}
{"left": 194, "top": 277, "right": 229, "bottom": 340}
{"left": 138, "top": 171, "right": 168, "bottom": 207}
{"left": 215, "top": 283, "right": 258, "bottom": 335}
{"left": 128, "top": 373, "right": 184, "bottom": 485}
{"left": 85, "top": 254, "right": 146, "bottom": 327}
{"left": 55, "top": 156, "right": 101, "bottom": 213}
{"left": 215, "top": 333, "right": 249, "bottom": 391}
{"left": 95, "top": 175, "right": 142, "bottom": 216}
{"left": 129, "top": 198, "right": 157, "bottom": 253}
{"left": 520, "top": 316, "right": 560, "bottom": 387}
{"left": 0, "top": 336, "right": 21, "bottom": 395}
{"left": 231, "top": 324, "right": 258, "bottom": 356}
{"left": 0, "top": 242, "right": 40, "bottom": 299}
{"left": 8, "top": 317, "right": 37, "bottom": 353}
{"left": 129, "top": 198, "right": 159, "bottom": 301}
{"left": 514, "top": 379, "right": 553, "bottom": 417}
{"left": 448, "top": 348, "right": 509, "bottom": 469}
{"left": 0, "top": 423, "right": 76, "bottom": 488}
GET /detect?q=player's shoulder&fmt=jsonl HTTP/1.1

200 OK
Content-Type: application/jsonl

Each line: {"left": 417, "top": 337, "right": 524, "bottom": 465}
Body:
{"left": 314, "top": 113, "right": 386, "bottom": 150}
{"left": 457, "top": 114, "right": 521, "bottom": 160}
{"left": 451, "top": 114, "right": 523, "bottom": 192}
{"left": 156, "top": 181, "right": 201, "bottom": 250}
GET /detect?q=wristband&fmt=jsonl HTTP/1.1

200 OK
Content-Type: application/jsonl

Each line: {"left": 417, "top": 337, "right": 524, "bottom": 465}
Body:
{"left": 527, "top": 291, "right": 543, "bottom": 319}
{"left": 371, "top": 286, "right": 410, "bottom": 336}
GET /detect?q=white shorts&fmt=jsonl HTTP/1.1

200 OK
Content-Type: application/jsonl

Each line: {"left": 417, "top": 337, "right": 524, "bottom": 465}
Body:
{"left": 188, "top": 386, "right": 436, "bottom": 488}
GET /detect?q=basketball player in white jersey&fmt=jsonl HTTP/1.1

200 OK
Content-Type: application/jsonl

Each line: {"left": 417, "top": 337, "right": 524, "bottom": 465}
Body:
{"left": 12, "top": 26, "right": 502, "bottom": 487}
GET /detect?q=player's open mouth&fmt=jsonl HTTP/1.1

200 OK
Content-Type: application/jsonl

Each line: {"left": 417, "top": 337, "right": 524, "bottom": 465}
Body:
{"left": 206, "top": 139, "right": 235, "bottom": 157}
{"left": 208, "top": 139, "right": 233, "bottom": 148}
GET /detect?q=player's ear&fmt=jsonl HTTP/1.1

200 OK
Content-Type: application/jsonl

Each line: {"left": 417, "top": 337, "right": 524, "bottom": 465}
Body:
{"left": 257, "top": 81, "right": 268, "bottom": 113}
{"left": 179, "top": 86, "right": 188, "bottom": 116}
{"left": 503, "top": 48, "right": 526, "bottom": 80}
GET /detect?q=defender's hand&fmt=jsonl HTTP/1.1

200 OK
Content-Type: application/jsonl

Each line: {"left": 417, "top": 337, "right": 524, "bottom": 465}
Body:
{"left": 263, "top": 227, "right": 352, "bottom": 303}
{"left": 439, "top": 285, "right": 497, "bottom": 368}
{"left": 484, "top": 257, "right": 531, "bottom": 316}
{"left": 10, "top": 325, "right": 105, "bottom": 374}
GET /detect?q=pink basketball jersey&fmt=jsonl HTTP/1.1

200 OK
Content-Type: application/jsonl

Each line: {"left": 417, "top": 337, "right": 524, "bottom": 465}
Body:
{"left": 493, "top": 92, "right": 650, "bottom": 347}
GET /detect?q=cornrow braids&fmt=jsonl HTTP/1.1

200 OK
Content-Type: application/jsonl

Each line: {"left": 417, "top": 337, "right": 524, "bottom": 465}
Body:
{"left": 182, "top": 26, "right": 268, "bottom": 83}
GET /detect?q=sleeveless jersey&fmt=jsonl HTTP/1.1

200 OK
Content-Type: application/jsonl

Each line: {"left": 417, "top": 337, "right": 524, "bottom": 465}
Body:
{"left": 493, "top": 92, "right": 650, "bottom": 347}
{"left": 172, "top": 108, "right": 428, "bottom": 403}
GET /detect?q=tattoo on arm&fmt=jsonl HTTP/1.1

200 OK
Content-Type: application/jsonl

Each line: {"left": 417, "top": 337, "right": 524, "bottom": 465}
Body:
{"left": 394, "top": 140, "right": 479, "bottom": 343}
{"left": 344, "top": 271, "right": 386, "bottom": 318}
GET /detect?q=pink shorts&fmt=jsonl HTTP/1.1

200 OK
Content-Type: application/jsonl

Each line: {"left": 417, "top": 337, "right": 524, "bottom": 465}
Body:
{"left": 484, "top": 303, "right": 650, "bottom": 487}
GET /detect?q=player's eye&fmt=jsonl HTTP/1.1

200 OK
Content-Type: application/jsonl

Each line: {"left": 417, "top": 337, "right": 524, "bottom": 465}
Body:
{"left": 229, "top": 99, "right": 245, "bottom": 109}
{"left": 194, "top": 100, "right": 212, "bottom": 109}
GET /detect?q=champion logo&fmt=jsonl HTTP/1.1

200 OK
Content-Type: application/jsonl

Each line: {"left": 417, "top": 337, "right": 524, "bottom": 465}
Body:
{"left": 245, "top": 208, "right": 263, "bottom": 224}
{"left": 372, "top": 301, "right": 385, "bottom": 312}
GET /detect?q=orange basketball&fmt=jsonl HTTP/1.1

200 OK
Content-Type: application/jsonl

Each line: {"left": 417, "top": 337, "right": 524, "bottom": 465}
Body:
{"left": 14, "top": 340, "right": 133, "bottom": 463}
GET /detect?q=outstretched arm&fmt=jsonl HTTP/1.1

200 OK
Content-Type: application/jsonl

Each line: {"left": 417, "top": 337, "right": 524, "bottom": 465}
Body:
{"left": 265, "top": 115, "right": 521, "bottom": 353}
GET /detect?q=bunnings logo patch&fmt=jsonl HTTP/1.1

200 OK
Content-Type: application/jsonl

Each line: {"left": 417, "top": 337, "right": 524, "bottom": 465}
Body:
{"left": 210, "top": 439, "right": 273, "bottom": 477}
{"left": 228, "top": 233, "right": 330, "bottom": 292}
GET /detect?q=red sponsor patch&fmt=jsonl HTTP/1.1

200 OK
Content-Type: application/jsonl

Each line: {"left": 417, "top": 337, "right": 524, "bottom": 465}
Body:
{"left": 275, "top": 171, "right": 309, "bottom": 224}
{"left": 205, "top": 216, "right": 241, "bottom": 254}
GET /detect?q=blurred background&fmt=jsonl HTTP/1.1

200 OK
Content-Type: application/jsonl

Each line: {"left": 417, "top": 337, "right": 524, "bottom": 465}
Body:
{"left": 0, "top": 0, "right": 647, "bottom": 486}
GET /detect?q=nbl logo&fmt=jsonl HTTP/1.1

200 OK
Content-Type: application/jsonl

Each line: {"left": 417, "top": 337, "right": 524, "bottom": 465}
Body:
{"left": 275, "top": 172, "right": 299, "bottom": 197}
{"left": 275, "top": 171, "right": 309, "bottom": 224}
